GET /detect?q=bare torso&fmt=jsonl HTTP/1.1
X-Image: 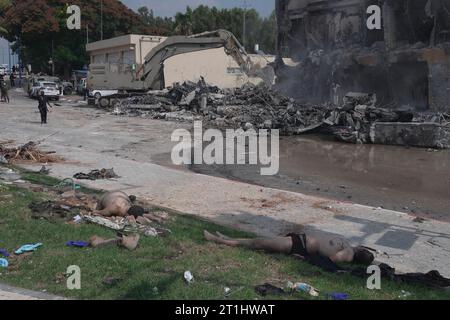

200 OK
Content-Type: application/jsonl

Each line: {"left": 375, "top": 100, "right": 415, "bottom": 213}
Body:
{"left": 96, "top": 191, "right": 131, "bottom": 217}
{"left": 304, "top": 230, "right": 354, "bottom": 262}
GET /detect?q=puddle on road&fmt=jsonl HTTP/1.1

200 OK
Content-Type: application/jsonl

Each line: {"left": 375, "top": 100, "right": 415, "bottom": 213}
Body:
{"left": 152, "top": 134, "right": 450, "bottom": 221}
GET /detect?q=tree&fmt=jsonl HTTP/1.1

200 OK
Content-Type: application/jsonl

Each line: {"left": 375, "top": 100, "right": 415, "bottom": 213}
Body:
{"left": 174, "top": 6, "right": 194, "bottom": 35}
{"left": 0, "top": 0, "right": 11, "bottom": 35}
{"left": 2, "top": 0, "right": 155, "bottom": 77}
{"left": 137, "top": 6, "right": 173, "bottom": 35}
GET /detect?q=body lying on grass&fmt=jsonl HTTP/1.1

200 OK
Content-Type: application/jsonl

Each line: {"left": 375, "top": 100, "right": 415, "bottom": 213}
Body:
{"left": 93, "top": 191, "right": 170, "bottom": 225}
{"left": 204, "top": 229, "right": 374, "bottom": 265}
{"left": 94, "top": 191, "right": 143, "bottom": 217}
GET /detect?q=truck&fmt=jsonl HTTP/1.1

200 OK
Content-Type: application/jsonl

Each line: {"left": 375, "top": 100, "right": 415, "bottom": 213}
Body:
{"left": 87, "top": 29, "right": 273, "bottom": 107}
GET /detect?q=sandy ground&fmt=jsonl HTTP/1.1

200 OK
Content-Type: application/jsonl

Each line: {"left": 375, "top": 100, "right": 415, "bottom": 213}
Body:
{"left": 1, "top": 89, "right": 449, "bottom": 277}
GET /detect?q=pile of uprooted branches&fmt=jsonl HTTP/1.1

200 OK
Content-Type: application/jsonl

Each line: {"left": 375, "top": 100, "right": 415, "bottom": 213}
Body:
{"left": 0, "top": 141, "right": 62, "bottom": 164}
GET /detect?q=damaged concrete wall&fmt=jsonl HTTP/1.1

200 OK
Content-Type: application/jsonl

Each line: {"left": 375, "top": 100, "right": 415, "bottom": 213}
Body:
{"left": 276, "top": 0, "right": 450, "bottom": 112}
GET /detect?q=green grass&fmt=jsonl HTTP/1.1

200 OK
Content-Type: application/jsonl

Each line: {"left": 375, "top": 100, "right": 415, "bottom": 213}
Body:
{"left": 0, "top": 175, "right": 449, "bottom": 300}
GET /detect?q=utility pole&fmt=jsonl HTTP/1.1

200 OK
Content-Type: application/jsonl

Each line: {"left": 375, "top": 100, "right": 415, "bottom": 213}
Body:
{"left": 100, "top": 0, "right": 104, "bottom": 40}
{"left": 243, "top": 0, "right": 247, "bottom": 49}
{"left": 8, "top": 43, "right": 12, "bottom": 71}
{"left": 86, "top": 24, "right": 89, "bottom": 44}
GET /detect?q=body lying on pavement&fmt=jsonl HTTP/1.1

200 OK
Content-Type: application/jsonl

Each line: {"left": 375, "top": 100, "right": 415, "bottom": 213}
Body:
{"left": 203, "top": 229, "right": 374, "bottom": 265}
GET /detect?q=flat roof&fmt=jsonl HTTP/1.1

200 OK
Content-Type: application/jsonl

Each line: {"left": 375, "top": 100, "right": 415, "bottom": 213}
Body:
{"left": 86, "top": 34, "right": 166, "bottom": 52}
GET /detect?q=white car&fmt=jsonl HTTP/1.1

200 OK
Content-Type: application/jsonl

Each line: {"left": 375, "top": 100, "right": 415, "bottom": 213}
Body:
{"left": 90, "top": 89, "right": 118, "bottom": 100}
{"left": 0, "top": 66, "right": 7, "bottom": 76}
{"left": 32, "top": 81, "right": 60, "bottom": 100}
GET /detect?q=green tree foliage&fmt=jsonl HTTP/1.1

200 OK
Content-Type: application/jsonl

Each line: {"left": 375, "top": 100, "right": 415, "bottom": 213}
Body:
{"left": 137, "top": 5, "right": 277, "bottom": 54}
{"left": 2, "top": 0, "right": 153, "bottom": 76}
{"left": 2, "top": 1, "right": 276, "bottom": 78}
{"left": 137, "top": 6, "right": 174, "bottom": 36}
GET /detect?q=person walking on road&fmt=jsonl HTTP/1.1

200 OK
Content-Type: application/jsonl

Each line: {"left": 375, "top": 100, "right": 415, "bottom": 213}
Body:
{"left": 0, "top": 78, "right": 10, "bottom": 103}
{"left": 37, "top": 90, "right": 53, "bottom": 124}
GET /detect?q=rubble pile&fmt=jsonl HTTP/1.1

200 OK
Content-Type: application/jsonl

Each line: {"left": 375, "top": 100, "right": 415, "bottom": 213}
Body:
{"left": 112, "top": 81, "right": 330, "bottom": 135}
{"left": 110, "top": 80, "right": 450, "bottom": 148}
{"left": 324, "top": 93, "right": 414, "bottom": 144}
{"left": 0, "top": 141, "right": 62, "bottom": 164}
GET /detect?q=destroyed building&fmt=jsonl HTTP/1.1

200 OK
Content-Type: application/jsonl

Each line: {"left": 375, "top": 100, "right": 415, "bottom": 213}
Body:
{"left": 275, "top": 0, "right": 450, "bottom": 112}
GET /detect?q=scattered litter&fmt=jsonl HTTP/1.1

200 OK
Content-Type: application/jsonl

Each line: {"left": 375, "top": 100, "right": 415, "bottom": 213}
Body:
{"left": 39, "top": 166, "right": 50, "bottom": 175}
{"left": 287, "top": 281, "right": 320, "bottom": 297}
{"left": 29, "top": 201, "right": 77, "bottom": 222}
{"left": 0, "top": 141, "right": 62, "bottom": 164}
{"left": 326, "top": 292, "right": 349, "bottom": 300}
{"left": 413, "top": 217, "right": 427, "bottom": 223}
{"left": 54, "top": 178, "right": 81, "bottom": 191}
{"left": 15, "top": 243, "right": 43, "bottom": 255}
{"left": 0, "top": 258, "right": 8, "bottom": 268}
{"left": 83, "top": 215, "right": 125, "bottom": 231}
{"left": 0, "top": 249, "right": 10, "bottom": 257}
{"left": 72, "top": 215, "right": 83, "bottom": 224}
{"left": 66, "top": 241, "right": 90, "bottom": 248}
{"left": 398, "top": 290, "right": 412, "bottom": 299}
{"left": 83, "top": 214, "right": 170, "bottom": 237}
{"left": 254, "top": 283, "right": 285, "bottom": 296}
{"left": 73, "top": 168, "right": 120, "bottom": 180}
{"left": 184, "top": 271, "right": 194, "bottom": 284}
{"left": 224, "top": 287, "right": 231, "bottom": 296}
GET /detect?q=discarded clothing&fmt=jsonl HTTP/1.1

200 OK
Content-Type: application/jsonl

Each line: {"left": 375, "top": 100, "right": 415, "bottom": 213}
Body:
{"left": 304, "top": 255, "right": 344, "bottom": 273}
{"left": 15, "top": 243, "right": 43, "bottom": 255}
{"left": 83, "top": 214, "right": 170, "bottom": 237}
{"left": 327, "top": 292, "right": 349, "bottom": 300}
{"left": 73, "top": 168, "right": 119, "bottom": 181}
{"left": 83, "top": 215, "right": 125, "bottom": 231}
{"left": 66, "top": 241, "right": 90, "bottom": 248}
{"left": 0, "top": 248, "right": 10, "bottom": 257}
{"left": 352, "top": 263, "right": 450, "bottom": 289}
{"left": 29, "top": 201, "right": 76, "bottom": 222}
{"left": 0, "top": 258, "right": 8, "bottom": 268}
{"left": 288, "top": 233, "right": 308, "bottom": 257}
{"left": 254, "top": 283, "right": 285, "bottom": 296}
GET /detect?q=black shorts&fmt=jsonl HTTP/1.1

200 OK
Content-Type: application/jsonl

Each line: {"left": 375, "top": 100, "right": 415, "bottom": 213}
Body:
{"left": 287, "top": 233, "right": 308, "bottom": 257}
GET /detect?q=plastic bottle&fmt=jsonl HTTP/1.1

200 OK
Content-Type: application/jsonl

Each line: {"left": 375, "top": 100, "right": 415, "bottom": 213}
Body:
{"left": 288, "top": 281, "right": 320, "bottom": 297}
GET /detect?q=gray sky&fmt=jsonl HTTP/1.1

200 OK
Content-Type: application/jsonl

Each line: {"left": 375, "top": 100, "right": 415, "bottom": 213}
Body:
{"left": 122, "top": 0, "right": 275, "bottom": 17}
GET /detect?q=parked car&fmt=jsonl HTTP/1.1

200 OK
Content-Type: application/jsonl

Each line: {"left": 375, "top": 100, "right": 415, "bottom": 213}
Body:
{"left": 90, "top": 89, "right": 119, "bottom": 100}
{"left": 0, "top": 65, "right": 8, "bottom": 76}
{"left": 31, "top": 81, "right": 60, "bottom": 100}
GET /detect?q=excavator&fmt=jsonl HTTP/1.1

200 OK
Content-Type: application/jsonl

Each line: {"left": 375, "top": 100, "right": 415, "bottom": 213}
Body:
{"left": 87, "top": 29, "right": 271, "bottom": 107}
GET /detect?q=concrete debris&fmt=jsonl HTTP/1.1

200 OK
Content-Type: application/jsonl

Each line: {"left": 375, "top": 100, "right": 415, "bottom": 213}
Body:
{"left": 326, "top": 92, "right": 415, "bottom": 144}
{"left": 111, "top": 80, "right": 450, "bottom": 148}
{"left": 112, "top": 81, "right": 330, "bottom": 135}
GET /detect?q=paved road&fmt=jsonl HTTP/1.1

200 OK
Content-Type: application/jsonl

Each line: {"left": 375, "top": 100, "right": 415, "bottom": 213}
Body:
{"left": 1, "top": 90, "right": 449, "bottom": 277}
{"left": 0, "top": 284, "right": 64, "bottom": 300}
